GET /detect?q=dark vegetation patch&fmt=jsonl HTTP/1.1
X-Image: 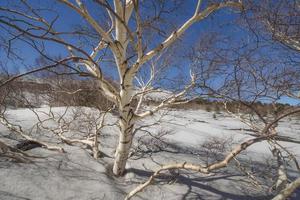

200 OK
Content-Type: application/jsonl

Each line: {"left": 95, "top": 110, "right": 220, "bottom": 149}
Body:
{"left": 1, "top": 75, "right": 298, "bottom": 118}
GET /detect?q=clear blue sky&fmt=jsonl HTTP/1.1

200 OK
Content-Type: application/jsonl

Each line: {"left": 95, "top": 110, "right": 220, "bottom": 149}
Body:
{"left": 0, "top": 0, "right": 299, "bottom": 105}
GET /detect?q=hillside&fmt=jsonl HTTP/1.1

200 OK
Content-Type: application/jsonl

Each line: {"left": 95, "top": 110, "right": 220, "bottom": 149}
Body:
{"left": 1, "top": 107, "right": 299, "bottom": 200}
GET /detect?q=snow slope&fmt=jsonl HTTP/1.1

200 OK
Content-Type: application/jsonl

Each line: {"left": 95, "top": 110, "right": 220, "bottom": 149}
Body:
{"left": 1, "top": 107, "right": 299, "bottom": 200}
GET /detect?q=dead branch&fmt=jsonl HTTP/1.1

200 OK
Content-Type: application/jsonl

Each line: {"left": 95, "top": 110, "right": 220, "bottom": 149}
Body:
{"left": 0, "top": 115, "right": 64, "bottom": 152}
{"left": 125, "top": 134, "right": 275, "bottom": 200}
{"left": 0, "top": 140, "right": 43, "bottom": 163}
{"left": 272, "top": 177, "right": 300, "bottom": 200}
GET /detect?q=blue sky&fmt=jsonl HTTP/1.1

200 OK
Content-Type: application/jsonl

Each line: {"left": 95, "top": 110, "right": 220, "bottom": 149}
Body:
{"left": 0, "top": 0, "right": 299, "bottom": 105}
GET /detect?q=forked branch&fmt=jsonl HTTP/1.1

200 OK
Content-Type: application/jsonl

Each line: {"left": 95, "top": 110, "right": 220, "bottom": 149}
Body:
{"left": 125, "top": 133, "right": 275, "bottom": 200}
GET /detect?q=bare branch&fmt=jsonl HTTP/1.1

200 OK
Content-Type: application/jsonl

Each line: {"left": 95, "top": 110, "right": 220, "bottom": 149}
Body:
{"left": 125, "top": 134, "right": 276, "bottom": 199}
{"left": 135, "top": 72, "right": 196, "bottom": 119}
{"left": 0, "top": 115, "right": 64, "bottom": 152}
{"left": 131, "top": 1, "right": 243, "bottom": 74}
{"left": 272, "top": 177, "right": 300, "bottom": 200}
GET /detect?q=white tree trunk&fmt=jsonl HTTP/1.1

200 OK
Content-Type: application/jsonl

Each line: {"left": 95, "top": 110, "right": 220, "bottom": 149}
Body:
{"left": 113, "top": 83, "right": 135, "bottom": 176}
{"left": 113, "top": 115, "right": 134, "bottom": 176}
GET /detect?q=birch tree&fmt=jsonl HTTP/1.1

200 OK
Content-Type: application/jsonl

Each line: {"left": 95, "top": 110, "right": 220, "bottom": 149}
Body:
{"left": 0, "top": 0, "right": 243, "bottom": 176}
{"left": 126, "top": 30, "right": 300, "bottom": 199}
{"left": 124, "top": 4, "right": 300, "bottom": 196}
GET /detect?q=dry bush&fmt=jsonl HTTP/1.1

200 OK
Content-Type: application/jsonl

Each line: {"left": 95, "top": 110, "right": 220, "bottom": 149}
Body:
{"left": 1, "top": 77, "right": 114, "bottom": 110}
{"left": 200, "top": 135, "right": 234, "bottom": 165}
{"left": 167, "top": 98, "right": 294, "bottom": 119}
{"left": 130, "top": 129, "right": 174, "bottom": 159}
{"left": 1, "top": 77, "right": 50, "bottom": 108}
{"left": 43, "top": 78, "right": 114, "bottom": 110}
{"left": 0, "top": 82, "right": 29, "bottom": 108}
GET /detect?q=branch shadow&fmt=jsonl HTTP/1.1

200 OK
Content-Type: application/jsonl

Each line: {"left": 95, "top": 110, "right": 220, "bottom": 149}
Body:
{"left": 0, "top": 190, "right": 31, "bottom": 200}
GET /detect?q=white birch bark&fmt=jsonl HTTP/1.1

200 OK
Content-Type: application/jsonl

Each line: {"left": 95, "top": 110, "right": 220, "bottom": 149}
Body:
{"left": 57, "top": 0, "right": 243, "bottom": 176}
{"left": 112, "top": 0, "right": 135, "bottom": 176}
{"left": 113, "top": 77, "right": 135, "bottom": 175}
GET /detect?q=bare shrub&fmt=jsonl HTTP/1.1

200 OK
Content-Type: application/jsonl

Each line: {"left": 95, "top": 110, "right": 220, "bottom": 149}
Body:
{"left": 201, "top": 136, "right": 234, "bottom": 165}
{"left": 45, "top": 78, "right": 112, "bottom": 109}
{"left": 130, "top": 129, "right": 174, "bottom": 159}
{"left": 205, "top": 106, "right": 212, "bottom": 112}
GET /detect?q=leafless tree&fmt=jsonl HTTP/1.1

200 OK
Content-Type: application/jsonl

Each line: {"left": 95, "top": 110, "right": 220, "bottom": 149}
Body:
{"left": 1, "top": 1, "right": 299, "bottom": 199}
{"left": 0, "top": 0, "right": 243, "bottom": 176}
{"left": 126, "top": 3, "right": 300, "bottom": 197}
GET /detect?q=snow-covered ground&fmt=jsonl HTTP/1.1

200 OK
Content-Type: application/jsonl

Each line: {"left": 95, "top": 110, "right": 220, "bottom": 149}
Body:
{"left": 1, "top": 107, "right": 300, "bottom": 200}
